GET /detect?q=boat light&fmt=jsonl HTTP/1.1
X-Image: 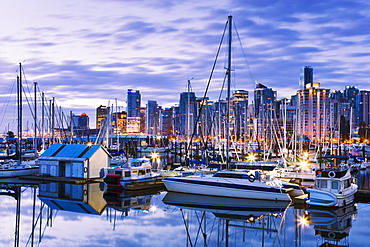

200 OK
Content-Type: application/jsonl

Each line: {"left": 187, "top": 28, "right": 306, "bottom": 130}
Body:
{"left": 151, "top": 152, "right": 158, "bottom": 159}
{"left": 297, "top": 215, "right": 309, "bottom": 227}
{"left": 247, "top": 154, "right": 256, "bottom": 162}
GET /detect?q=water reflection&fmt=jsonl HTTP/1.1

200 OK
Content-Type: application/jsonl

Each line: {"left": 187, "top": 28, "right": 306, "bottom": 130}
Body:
{"left": 39, "top": 182, "right": 106, "bottom": 215}
{"left": 163, "top": 192, "right": 291, "bottom": 246}
{"left": 0, "top": 171, "right": 369, "bottom": 246}
{"left": 103, "top": 187, "right": 160, "bottom": 230}
{"left": 306, "top": 204, "right": 357, "bottom": 247}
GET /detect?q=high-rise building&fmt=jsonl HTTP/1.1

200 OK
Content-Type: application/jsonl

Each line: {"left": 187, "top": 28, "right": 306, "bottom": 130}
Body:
{"left": 72, "top": 113, "right": 89, "bottom": 129}
{"left": 299, "top": 66, "right": 313, "bottom": 90}
{"left": 196, "top": 97, "right": 213, "bottom": 138}
{"left": 179, "top": 91, "right": 198, "bottom": 137}
{"left": 161, "top": 107, "right": 174, "bottom": 136}
{"left": 344, "top": 86, "right": 359, "bottom": 106}
{"left": 96, "top": 105, "right": 108, "bottom": 129}
{"left": 232, "top": 90, "right": 249, "bottom": 140}
{"left": 111, "top": 111, "right": 127, "bottom": 134}
{"left": 254, "top": 83, "right": 276, "bottom": 141}
{"left": 127, "top": 89, "right": 141, "bottom": 117}
{"left": 356, "top": 90, "right": 370, "bottom": 125}
{"left": 146, "top": 100, "right": 161, "bottom": 135}
{"left": 254, "top": 83, "right": 276, "bottom": 119}
{"left": 297, "top": 83, "right": 330, "bottom": 142}
{"left": 140, "top": 107, "right": 146, "bottom": 134}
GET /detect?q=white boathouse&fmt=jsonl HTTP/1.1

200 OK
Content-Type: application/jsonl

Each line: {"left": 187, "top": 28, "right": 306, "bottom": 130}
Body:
{"left": 38, "top": 144, "right": 111, "bottom": 178}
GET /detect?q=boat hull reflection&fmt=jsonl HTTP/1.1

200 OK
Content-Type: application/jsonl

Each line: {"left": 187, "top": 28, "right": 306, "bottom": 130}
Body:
{"left": 163, "top": 192, "right": 290, "bottom": 215}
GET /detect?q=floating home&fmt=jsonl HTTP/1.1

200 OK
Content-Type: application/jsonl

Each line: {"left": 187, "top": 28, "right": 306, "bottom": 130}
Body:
{"left": 38, "top": 144, "right": 111, "bottom": 179}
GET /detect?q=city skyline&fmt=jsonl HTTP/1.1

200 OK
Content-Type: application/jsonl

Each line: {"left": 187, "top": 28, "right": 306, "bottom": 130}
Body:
{"left": 1, "top": 0, "right": 370, "bottom": 130}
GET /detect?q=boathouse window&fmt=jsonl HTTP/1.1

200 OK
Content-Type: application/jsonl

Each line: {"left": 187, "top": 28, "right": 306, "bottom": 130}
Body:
{"left": 124, "top": 171, "right": 131, "bottom": 177}
{"left": 331, "top": 181, "right": 339, "bottom": 190}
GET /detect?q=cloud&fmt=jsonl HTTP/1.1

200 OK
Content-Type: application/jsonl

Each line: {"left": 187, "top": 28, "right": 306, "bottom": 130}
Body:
{"left": 1, "top": 0, "right": 370, "bottom": 130}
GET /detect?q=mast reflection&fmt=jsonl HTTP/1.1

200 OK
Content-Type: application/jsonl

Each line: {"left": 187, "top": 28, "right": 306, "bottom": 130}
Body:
{"left": 162, "top": 192, "right": 291, "bottom": 247}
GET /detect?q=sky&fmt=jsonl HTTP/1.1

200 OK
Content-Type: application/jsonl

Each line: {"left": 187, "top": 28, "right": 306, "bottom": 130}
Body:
{"left": 1, "top": 0, "right": 370, "bottom": 130}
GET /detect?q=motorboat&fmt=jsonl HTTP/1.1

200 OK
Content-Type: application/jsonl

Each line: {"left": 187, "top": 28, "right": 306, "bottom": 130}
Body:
{"left": 306, "top": 168, "right": 358, "bottom": 207}
{"left": 163, "top": 170, "right": 296, "bottom": 202}
{"left": 103, "top": 158, "right": 160, "bottom": 188}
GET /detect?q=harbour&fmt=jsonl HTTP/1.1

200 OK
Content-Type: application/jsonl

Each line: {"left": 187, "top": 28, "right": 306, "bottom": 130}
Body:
{"left": 1, "top": 5, "right": 370, "bottom": 247}
{"left": 0, "top": 168, "right": 369, "bottom": 247}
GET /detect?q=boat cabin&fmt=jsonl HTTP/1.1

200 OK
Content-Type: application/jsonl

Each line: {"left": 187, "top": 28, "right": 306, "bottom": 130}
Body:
{"left": 104, "top": 158, "right": 153, "bottom": 182}
{"left": 314, "top": 169, "right": 353, "bottom": 193}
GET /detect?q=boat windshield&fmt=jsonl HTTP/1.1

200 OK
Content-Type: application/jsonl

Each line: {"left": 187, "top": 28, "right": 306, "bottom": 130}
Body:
{"left": 213, "top": 172, "right": 249, "bottom": 179}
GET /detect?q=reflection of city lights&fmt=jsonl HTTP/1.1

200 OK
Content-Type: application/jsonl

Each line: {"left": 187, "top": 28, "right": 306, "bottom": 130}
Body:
{"left": 150, "top": 205, "right": 157, "bottom": 212}
{"left": 151, "top": 152, "right": 158, "bottom": 159}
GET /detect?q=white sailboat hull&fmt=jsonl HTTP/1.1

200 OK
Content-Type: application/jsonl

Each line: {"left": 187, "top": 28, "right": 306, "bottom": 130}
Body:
{"left": 0, "top": 166, "right": 39, "bottom": 177}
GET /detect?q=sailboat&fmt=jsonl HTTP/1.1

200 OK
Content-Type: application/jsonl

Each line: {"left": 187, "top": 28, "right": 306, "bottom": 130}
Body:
{"left": 0, "top": 63, "right": 39, "bottom": 177}
{"left": 163, "top": 16, "right": 292, "bottom": 202}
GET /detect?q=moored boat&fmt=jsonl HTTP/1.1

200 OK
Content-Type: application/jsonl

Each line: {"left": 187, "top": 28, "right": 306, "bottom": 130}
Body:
{"left": 0, "top": 160, "right": 39, "bottom": 177}
{"left": 163, "top": 170, "right": 293, "bottom": 202}
{"left": 103, "top": 158, "right": 160, "bottom": 189}
{"left": 306, "top": 168, "right": 358, "bottom": 207}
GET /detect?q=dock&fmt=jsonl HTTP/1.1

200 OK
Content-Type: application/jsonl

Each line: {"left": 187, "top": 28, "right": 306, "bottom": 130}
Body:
{"left": 19, "top": 175, "right": 103, "bottom": 184}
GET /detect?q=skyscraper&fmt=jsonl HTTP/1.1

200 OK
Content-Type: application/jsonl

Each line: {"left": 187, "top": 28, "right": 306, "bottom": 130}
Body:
{"left": 299, "top": 66, "right": 313, "bottom": 90}
{"left": 356, "top": 90, "right": 370, "bottom": 125}
{"left": 72, "top": 113, "right": 89, "bottom": 129}
{"left": 126, "top": 89, "right": 141, "bottom": 134}
{"left": 297, "top": 82, "right": 330, "bottom": 142}
{"left": 233, "top": 90, "right": 249, "bottom": 140}
{"left": 254, "top": 83, "right": 276, "bottom": 141}
{"left": 161, "top": 107, "right": 174, "bottom": 136}
{"left": 254, "top": 83, "right": 276, "bottom": 119}
{"left": 146, "top": 100, "right": 161, "bottom": 135}
{"left": 127, "top": 89, "right": 141, "bottom": 117}
{"left": 179, "top": 91, "right": 197, "bottom": 136}
{"left": 96, "top": 105, "right": 108, "bottom": 129}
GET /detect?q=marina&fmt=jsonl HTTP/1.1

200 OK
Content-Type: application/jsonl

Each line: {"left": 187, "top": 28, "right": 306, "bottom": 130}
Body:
{"left": 0, "top": 7, "right": 370, "bottom": 247}
{"left": 0, "top": 169, "right": 368, "bottom": 247}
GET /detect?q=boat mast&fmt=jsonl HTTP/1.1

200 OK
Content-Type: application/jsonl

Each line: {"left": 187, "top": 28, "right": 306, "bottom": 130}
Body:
{"left": 34, "top": 81, "right": 37, "bottom": 157}
{"left": 17, "top": 63, "right": 22, "bottom": 165}
{"left": 226, "top": 15, "right": 232, "bottom": 169}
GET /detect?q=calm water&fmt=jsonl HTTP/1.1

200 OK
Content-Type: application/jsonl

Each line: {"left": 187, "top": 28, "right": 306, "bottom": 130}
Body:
{"left": 0, "top": 170, "right": 369, "bottom": 247}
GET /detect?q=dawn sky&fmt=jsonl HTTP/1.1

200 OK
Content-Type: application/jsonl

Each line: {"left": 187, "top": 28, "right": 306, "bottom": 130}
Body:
{"left": 1, "top": 0, "right": 370, "bottom": 130}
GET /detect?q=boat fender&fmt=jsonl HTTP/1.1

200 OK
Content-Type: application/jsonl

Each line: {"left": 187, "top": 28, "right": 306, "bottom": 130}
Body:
{"left": 84, "top": 167, "right": 88, "bottom": 173}
{"left": 248, "top": 174, "right": 255, "bottom": 182}
{"left": 328, "top": 171, "right": 336, "bottom": 178}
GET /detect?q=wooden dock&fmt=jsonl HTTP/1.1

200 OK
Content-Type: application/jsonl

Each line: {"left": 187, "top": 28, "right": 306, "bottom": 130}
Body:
{"left": 19, "top": 175, "right": 103, "bottom": 184}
